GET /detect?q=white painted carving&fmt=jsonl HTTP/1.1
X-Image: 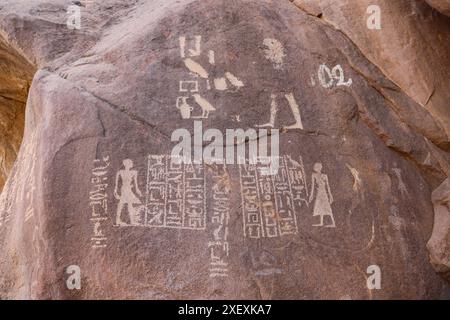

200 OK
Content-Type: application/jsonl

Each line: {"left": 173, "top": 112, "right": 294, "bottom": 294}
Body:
{"left": 318, "top": 64, "right": 352, "bottom": 88}
{"left": 263, "top": 38, "right": 286, "bottom": 70}
{"left": 114, "top": 159, "right": 143, "bottom": 226}
{"left": 257, "top": 94, "right": 277, "bottom": 128}
{"left": 346, "top": 164, "right": 362, "bottom": 192}
{"left": 232, "top": 114, "right": 241, "bottom": 123}
{"left": 318, "top": 64, "right": 334, "bottom": 88}
{"left": 179, "top": 80, "right": 199, "bottom": 93}
{"left": 208, "top": 50, "right": 215, "bottom": 65}
{"left": 225, "top": 72, "right": 244, "bottom": 88}
{"left": 284, "top": 93, "right": 304, "bottom": 130}
{"left": 209, "top": 165, "right": 231, "bottom": 278}
{"left": 309, "top": 163, "right": 335, "bottom": 228}
{"left": 89, "top": 156, "right": 110, "bottom": 248}
{"left": 179, "top": 35, "right": 202, "bottom": 58}
{"left": 176, "top": 97, "right": 194, "bottom": 119}
{"left": 239, "top": 155, "right": 308, "bottom": 238}
{"left": 177, "top": 35, "right": 245, "bottom": 119}
{"left": 192, "top": 94, "right": 216, "bottom": 119}
{"left": 257, "top": 93, "right": 304, "bottom": 130}
{"left": 143, "top": 155, "right": 207, "bottom": 230}
{"left": 183, "top": 58, "right": 209, "bottom": 79}
{"left": 214, "top": 77, "right": 228, "bottom": 91}
{"left": 179, "top": 36, "right": 186, "bottom": 58}
{"left": 332, "top": 64, "right": 353, "bottom": 87}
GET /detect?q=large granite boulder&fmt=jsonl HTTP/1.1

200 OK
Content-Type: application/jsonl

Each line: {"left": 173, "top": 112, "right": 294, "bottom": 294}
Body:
{"left": 0, "top": 0, "right": 449, "bottom": 299}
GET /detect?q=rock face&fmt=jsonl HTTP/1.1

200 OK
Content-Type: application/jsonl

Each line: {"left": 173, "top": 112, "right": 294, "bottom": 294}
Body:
{"left": 0, "top": 37, "right": 34, "bottom": 190}
{"left": 0, "top": 0, "right": 450, "bottom": 299}
{"left": 292, "top": 0, "right": 450, "bottom": 150}
{"left": 428, "top": 179, "right": 450, "bottom": 281}
{"left": 426, "top": 0, "right": 450, "bottom": 17}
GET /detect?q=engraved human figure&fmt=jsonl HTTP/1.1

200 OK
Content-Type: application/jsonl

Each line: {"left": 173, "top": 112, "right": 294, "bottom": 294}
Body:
{"left": 258, "top": 38, "right": 303, "bottom": 130}
{"left": 114, "top": 159, "right": 143, "bottom": 226}
{"left": 257, "top": 93, "right": 303, "bottom": 130}
{"left": 309, "top": 163, "right": 335, "bottom": 228}
{"left": 392, "top": 164, "right": 409, "bottom": 198}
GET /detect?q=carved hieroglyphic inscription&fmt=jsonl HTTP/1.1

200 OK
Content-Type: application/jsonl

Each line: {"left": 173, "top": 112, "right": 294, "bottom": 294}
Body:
{"left": 177, "top": 35, "right": 244, "bottom": 119}
{"left": 145, "top": 155, "right": 206, "bottom": 230}
{"left": 89, "top": 156, "right": 110, "bottom": 249}
{"left": 239, "top": 155, "right": 308, "bottom": 238}
{"left": 208, "top": 165, "right": 231, "bottom": 278}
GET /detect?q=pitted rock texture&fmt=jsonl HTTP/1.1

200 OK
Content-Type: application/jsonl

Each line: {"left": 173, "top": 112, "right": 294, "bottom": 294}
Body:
{"left": 0, "top": 0, "right": 450, "bottom": 299}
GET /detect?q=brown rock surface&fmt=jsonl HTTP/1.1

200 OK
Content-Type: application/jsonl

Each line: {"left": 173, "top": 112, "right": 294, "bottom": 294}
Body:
{"left": 0, "top": 0, "right": 449, "bottom": 299}
{"left": 0, "top": 36, "right": 34, "bottom": 190}
{"left": 426, "top": 0, "right": 450, "bottom": 17}
{"left": 292, "top": 0, "right": 450, "bottom": 150}
{"left": 428, "top": 179, "right": 450, "bottom": 281}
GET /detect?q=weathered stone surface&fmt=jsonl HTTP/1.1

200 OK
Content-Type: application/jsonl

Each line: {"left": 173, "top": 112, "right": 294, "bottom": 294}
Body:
{"left": 0, "top": 36, "right": 34, "bottom": 190}
{"left": 428, "top": 179, "right": 450, "bottom": 281}
{"left": 426, "top": 0, "right": 450, "bottom": 17}
{"left": 292, "top": 0, "right": 450, "bottom": 150}
{"left": 0, "top": 0, "right": 449, "bottom": 299}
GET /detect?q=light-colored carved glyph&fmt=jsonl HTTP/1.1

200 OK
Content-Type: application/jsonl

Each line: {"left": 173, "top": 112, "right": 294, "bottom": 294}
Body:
{"left": 263, "top": 38, "right": 286, "bottom": 70}
{"left": 177, "top": 35, "right": 244, "bottom": 119}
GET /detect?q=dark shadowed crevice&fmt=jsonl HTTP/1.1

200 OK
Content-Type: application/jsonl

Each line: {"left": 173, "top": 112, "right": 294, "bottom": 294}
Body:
{"left": 0, "top": 35, "right": 36, "bottom": 192}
